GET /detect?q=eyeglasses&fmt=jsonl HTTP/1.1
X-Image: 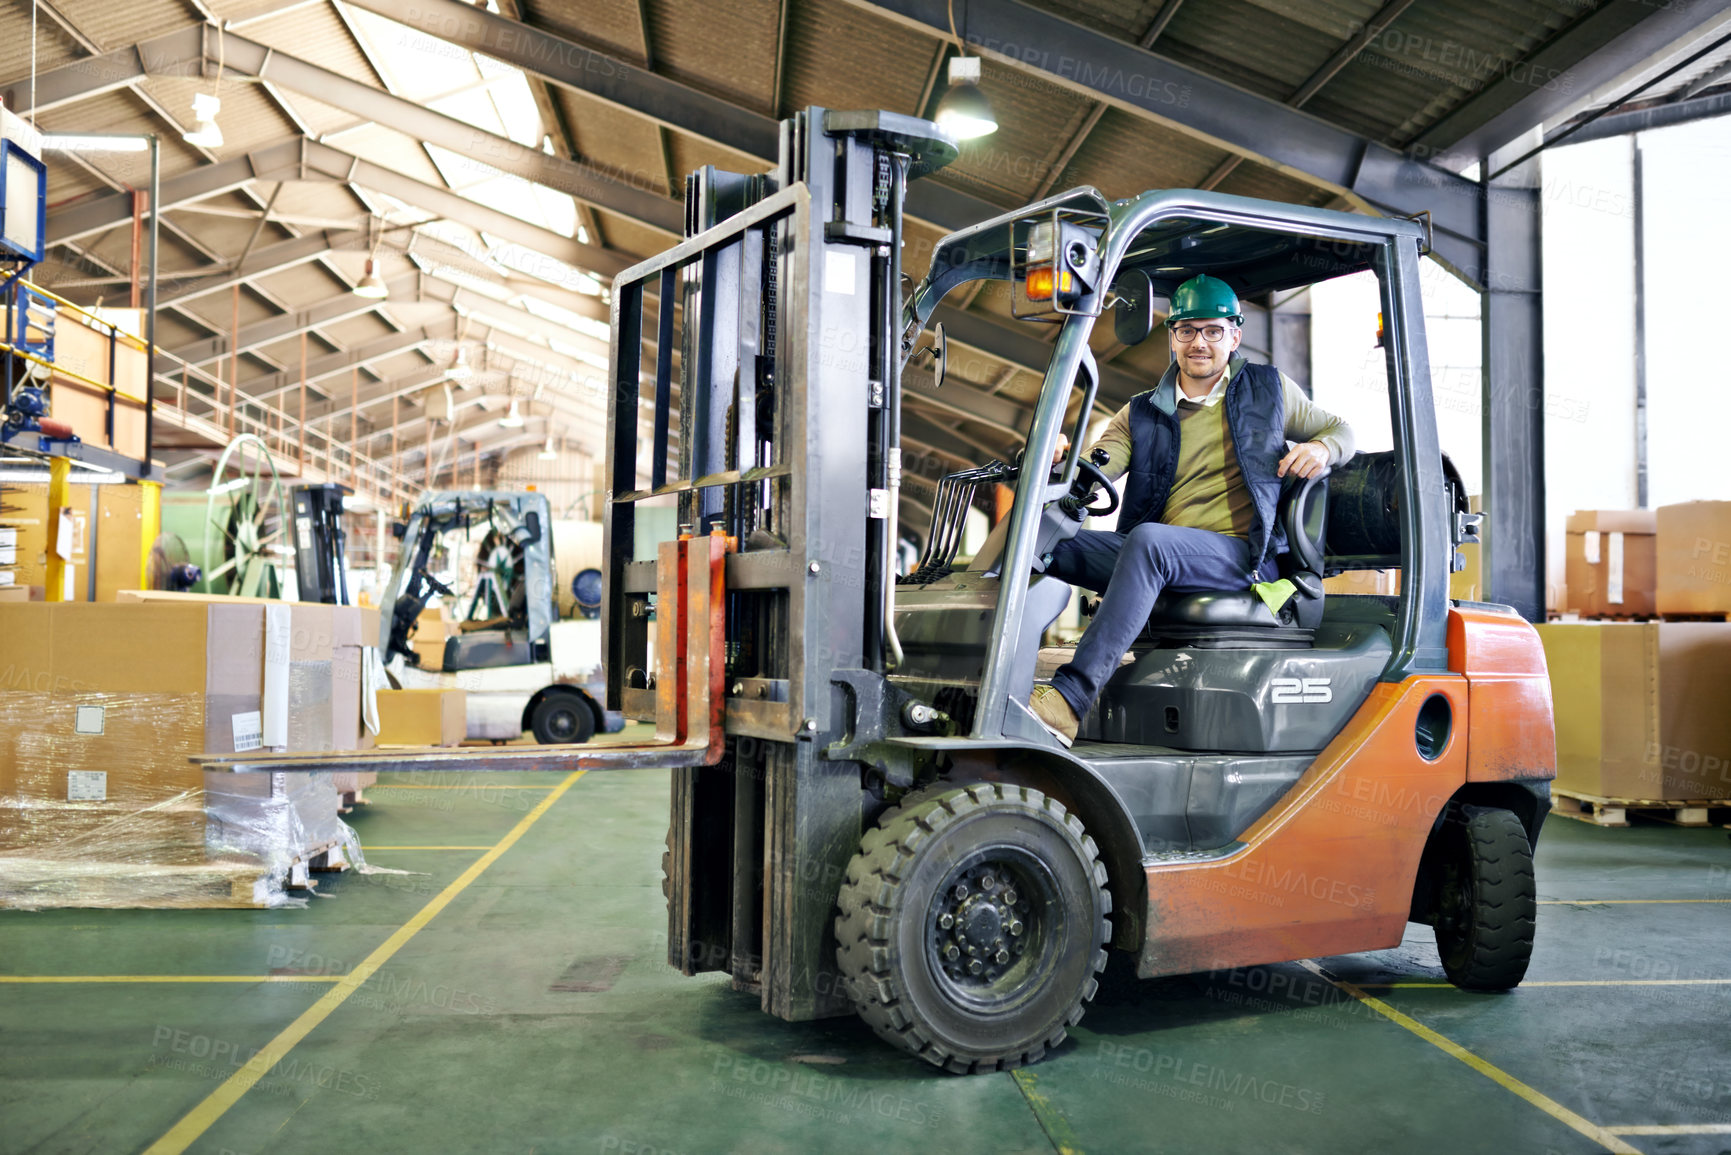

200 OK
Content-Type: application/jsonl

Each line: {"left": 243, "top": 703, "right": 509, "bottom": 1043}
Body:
{"left": 1170, "top": 323, "right": 1233, "bottom": 343}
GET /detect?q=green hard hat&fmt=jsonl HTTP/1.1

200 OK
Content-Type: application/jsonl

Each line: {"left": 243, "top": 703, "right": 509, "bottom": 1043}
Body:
{"left": 1167, "top": 274, "right": 1243, "bottom": 325}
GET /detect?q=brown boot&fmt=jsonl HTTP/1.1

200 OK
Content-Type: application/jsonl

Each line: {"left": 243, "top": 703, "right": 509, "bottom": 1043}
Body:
{"left": 1029, "top": 685, "right": 1078, "bottom": 747}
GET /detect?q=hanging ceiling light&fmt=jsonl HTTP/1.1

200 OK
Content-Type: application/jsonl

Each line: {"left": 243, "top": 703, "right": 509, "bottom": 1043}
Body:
{"left": 183, "top": 92, "right": 225, "bottom": 149}
{"left": 934, "top": 55, "right": 997, "bottom": 140}
{"left": 445, "top": 345, "right": 472, "bottom": 382}
{"left": 538, "top": 435, "right": 558, "bottom": 461}
{"left": 498, "top": 397, "right": 525, "bottom": 428}
{"left": 352, "top": 256, "right": 389, "bottom": 299}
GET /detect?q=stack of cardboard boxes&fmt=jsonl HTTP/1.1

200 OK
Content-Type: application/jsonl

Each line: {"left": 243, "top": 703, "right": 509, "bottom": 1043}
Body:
{"left": 1540, "top": 502, "right": 1731, "bottom": 805}
{"left": 0, "top": 596, "right": 378, "bottom": 908}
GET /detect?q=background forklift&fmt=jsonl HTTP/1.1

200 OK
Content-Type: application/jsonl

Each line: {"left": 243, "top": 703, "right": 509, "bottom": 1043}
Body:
{"left": 379, "top": 489, "right": 621, "bottom": 744}
{"left": 212, "top": 106, "right": 1556, "bottom": 1075}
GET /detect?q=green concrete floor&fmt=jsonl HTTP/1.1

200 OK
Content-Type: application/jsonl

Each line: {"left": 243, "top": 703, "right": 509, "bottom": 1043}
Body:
{"left": 4, "top": 744, "right": 1729, "bottom": 1155}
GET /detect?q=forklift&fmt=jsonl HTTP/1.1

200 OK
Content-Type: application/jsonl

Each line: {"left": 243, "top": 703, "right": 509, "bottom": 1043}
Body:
{"left": 379, "top": 489, "right": 621, "bottom": 744}
{"left": 211, "top": 107, "right": 1556, "bottom": 1075}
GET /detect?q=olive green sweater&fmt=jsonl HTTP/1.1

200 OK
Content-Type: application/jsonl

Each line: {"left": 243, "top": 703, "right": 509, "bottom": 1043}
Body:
{"left": 1089, "top": 359, "right": 1354, "bottom": 538}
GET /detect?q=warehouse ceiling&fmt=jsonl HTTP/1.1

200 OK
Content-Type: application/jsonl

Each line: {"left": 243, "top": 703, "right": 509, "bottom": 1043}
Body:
{"left": 3, "top": 0, "right": 1727, "bottom": 513}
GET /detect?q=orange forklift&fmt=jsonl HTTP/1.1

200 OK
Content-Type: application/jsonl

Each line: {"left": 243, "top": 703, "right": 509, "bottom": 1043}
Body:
{"left": 212, "top": 107, "right": 1556, "bottom": 1074}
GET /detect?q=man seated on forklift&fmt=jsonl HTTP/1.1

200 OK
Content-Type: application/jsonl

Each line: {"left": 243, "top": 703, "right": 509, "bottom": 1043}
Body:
{"left": 1029, "top": 274, "right": 1356, "bottom": 747}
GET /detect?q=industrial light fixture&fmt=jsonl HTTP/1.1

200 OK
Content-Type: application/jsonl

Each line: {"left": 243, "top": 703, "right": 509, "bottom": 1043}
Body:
{"left": 183, "top": 93, "right": 224, "bottom": 148}
{"left": 538, "top": 435, "right": 558, "bottom": 461}
{"left": 353, "top": 256, "right": 389, "bottom": 299}
{"left": 933, "top": 0, "right": 997, "bottom": 140}
{"left": 935, "top": 55, "right": 997, "bottom": 139}
{"left": 445, "top": 345, "right": 472, "bottom": 381}
{"left": 498, "top": 397, "right": 525, "bottom": 428}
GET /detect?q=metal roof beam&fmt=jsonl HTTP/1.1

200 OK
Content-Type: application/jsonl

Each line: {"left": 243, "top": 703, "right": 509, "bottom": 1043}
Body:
{"left": 7, "top": 25, "right": 683, "bottom": 238}
{"left": 338, "top": 0, "right": 1006, "bottom": 229}
{"left": 1411, "top": 0, "right": 1731, "bottom": 163}
{"left": 839, "top": 0, "right": 1487, "bottom": 279}
{"left": 167, "top": 272, "right": 422, "bottom": 364}
{"left": 243, "top": 323, "right": 451, "bottom": 404}
{"left": 156, "top": 227, "right": 367, "bottom": 306}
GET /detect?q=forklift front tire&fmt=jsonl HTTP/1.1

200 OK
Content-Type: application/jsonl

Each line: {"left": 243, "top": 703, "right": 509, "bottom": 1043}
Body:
{"left": 1434, "top": 806, "right": 1536, "bottom": 991}
{"left": 529, "top": 691, "right": 596, "bottom": 745}
{"left": 834, "top": 783, "right": 1110, "bottom": 1073}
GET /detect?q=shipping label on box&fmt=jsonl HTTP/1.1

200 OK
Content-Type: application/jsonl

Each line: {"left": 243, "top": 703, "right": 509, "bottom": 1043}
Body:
{"left": 231, "top": 710, "right": 262, "bottom": 752}
{"left": 67, "top": 770, "right": 106, "bottom": 801}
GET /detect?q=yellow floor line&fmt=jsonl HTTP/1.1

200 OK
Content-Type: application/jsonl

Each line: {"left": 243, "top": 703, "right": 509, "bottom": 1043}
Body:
{"left": 0, "top": 976, "right": 341, "bottom": 984}
{"left": 360, "top": 845, "right": 493, "bottom": 850}
{"left": 144, "top": 768, "right": 586, "bottom": 1155}
{"left": 1540, "top": 899, "right": 1731, "bottom": 905}
{"left": 1298, "top": 960, "right": 1642, "bottom": 1155}
{"left": 368, "top": 784, "right": 554, "bottom": 790}
{"left": 1010, "top": 1068, "right": 1085, "bottom": 1155}
{"left": 1607, "top": 1125, "right": 1731, "bottom": 1135}
{"left": 1365, "top": 979, "right": 1731, "bottom": 988}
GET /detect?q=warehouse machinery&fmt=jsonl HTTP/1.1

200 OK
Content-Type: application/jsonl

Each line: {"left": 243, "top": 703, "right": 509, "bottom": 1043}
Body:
{"left": 379, "top": 489, "right": 621, "bottom": 744}
{"left": 208, "top": 106, "right": 1556, "bottom": 1074}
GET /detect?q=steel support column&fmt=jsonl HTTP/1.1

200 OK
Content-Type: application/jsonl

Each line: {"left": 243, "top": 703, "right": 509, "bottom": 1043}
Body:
{"left": 1482, "top": 176, "right": 1545, "bottom": 620}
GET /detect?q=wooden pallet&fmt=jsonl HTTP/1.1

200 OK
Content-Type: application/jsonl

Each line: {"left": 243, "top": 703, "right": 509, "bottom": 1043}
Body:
{"left": 1658, "top": 611, "right": 1731, "bottom": 622}
{"left": 1551, "top": 788, "right": 1731, "bottom": 828}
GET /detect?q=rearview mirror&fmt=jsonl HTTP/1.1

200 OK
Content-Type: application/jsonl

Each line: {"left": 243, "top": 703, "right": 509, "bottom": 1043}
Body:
{"left": 910, "top": 321, "right": 947, "bottom": 389}
{"left": 1112, "top": 269, "right": 1156, "bottom": 347}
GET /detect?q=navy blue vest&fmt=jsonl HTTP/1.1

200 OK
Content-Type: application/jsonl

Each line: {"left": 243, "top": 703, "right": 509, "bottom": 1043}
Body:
{"left": 1117, "top": 358, "right": 1289, "bottom": 568}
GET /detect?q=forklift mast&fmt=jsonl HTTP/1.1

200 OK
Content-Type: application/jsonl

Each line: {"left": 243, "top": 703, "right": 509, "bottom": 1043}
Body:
{"left": 290, "top": 483, "right": 352, "bottom": 605}
{"left": 605, "top": 109, "right": 958, "bottom": 1020}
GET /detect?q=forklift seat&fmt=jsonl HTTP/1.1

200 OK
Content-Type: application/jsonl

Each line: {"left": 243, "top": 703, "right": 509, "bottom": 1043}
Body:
{"left": 1141, "top": 471, "right": 1329, "bottom": 644}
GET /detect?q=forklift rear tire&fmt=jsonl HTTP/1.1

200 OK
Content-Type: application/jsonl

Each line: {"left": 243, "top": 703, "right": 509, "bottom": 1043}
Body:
{"left": 529, "top": 691, "right": 596, "bottom": 745}
{"left": 834, "top": 783, "right": 1110, "bottom": 1073}
{"left": 1434, "top": 806, "right": 1536, "bottom": 991}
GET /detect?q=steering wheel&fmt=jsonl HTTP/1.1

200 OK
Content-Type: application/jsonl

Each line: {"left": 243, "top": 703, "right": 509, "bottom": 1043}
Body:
{"left": 1071, "top": 458, "right": 1120, "bottom": 516}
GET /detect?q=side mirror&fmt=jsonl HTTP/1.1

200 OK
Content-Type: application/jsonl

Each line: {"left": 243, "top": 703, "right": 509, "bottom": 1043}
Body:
{"left": 1112, "top": 268, "right": 1156, "bottom": 347}
{"left": 512, "top": 510, "right": 544, "bottom": 547}
{"left": 910, "top": 321, "right": 946, "bottom": 389}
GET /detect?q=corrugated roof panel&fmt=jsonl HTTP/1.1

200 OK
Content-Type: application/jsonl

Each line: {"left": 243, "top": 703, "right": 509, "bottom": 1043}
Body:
{"left": 781, "top": 0, "right": 933, "bottom": 126}
{"left": 1153, "top": 0, "right": 1344, "bottom": 102}
{"left": 554, "top": 88, "right": 668, "bottom": 198}
{"left": 520, "top": 0, "right": 646, "bottom": 65}
{"left": 647, "top": 0, "right": 780, "bottom": 114}
{"left": 0, "top": 4, "right": 89, "bottom": 84}
{"left": 587, "top": 210, "right": 667, "bottom": 259}
{"left": 1063, "top": 106, "right": 1227, "bottom": 198}
{"left": 1016, "top": 0, "right": 1160, "bottom": 41}
{"left": 53, "top": 0, "right": 190, "bottom": 53}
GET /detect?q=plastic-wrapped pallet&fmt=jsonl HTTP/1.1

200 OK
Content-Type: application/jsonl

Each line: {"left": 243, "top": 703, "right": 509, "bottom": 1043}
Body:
{"left": 0, "top": 601, "right": 369, "bottom": 909}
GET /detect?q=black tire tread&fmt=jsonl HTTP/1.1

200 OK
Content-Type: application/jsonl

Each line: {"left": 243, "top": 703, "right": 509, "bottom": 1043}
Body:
{"left": 833, "top": 782, "right": 1111, "bottom": 1074}
{"left": 1439, "top": 807, "right": 1536, "bottom": 991}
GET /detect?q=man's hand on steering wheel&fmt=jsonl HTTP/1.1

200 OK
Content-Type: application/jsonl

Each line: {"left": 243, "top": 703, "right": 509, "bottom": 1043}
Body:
{"left": 1278, "top": 440, "right": 1330, "bottom": 479}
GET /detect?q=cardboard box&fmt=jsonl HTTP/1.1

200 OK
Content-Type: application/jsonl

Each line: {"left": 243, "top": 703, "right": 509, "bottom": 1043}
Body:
{"left": 1655, "top": 501, "right": 1731, "bottom": 616}
{"left": 409, "top": 636, "right": 448, "bottom": 672}
{"left": 375, "top": 688, "right": 466, "bottom": 747}
{"left": 117, "top": 591, "right": 367, "bottom": 752}
{"left": 1537, "top": 621, "right": 1731, "bottom": 800}
{"left": 1322, "top": 569, "right": 1400, "bottom": 596}
{"left": 0, "top": 601, "right": 267, "bottom": 851}
{"left": 1564, "top": 510, "right": 1657, "bottom": 617}
{"left": 0, "top": 587, "right": 27, "bottom": 603}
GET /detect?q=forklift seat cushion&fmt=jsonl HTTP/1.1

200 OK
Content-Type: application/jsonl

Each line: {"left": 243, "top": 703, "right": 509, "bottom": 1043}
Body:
{"left": 1144, "top": 472, "right": 1329, "bottom": 637}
